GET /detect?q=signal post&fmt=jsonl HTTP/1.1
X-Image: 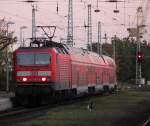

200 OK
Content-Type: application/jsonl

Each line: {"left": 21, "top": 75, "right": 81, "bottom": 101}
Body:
{"left": 136, "top": 7, "right": 144, "bottom": 85}
{"left": 136, "top": 51, "right": 144, "bottom": 85}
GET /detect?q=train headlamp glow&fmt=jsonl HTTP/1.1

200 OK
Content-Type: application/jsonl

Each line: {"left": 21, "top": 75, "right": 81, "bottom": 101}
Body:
{"left": 22, "top": 77, "right": 27, "bottom": 82}
{"left": 42, "top": 77, "right": 46, "bottom": 82}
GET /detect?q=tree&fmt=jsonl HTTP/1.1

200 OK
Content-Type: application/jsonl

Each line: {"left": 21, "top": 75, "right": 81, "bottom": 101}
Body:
{"left": 0, "top": 18, "right": 17, "bottom": 87}
{"left": 91, "top": 37, "right": 150, "bottom": 84}
{"left": 0, "top": 19, "right": 17, "bottom": 52}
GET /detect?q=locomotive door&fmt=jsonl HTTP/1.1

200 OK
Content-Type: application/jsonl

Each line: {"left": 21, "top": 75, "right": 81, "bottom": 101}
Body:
{"left": 77, "top": 71, "right": 79, "bottom": 86}
{"left": 102, "top": 69, "right": 108, "bottom": 85}
{"left": 96, "top": 69, "right": 101, "bottom": 85}
{"left": 96, "top": 73, "right": 99, "bottom": 85}
{"left": 71, "top": 64, "right": 79, "bottom": 89}
{"left": 102, "top": 70, "right": 104, "bottom": 84}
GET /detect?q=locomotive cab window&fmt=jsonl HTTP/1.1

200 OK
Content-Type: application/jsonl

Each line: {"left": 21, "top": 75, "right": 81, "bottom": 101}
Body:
{"left": 17, "top": 53, "right": 51, "bottom": 66}
{"left": 35, "top": 53, "right": 51, "bottom": 65}
{"left": 17, "top": 54, "right": 34, "bottom": 66}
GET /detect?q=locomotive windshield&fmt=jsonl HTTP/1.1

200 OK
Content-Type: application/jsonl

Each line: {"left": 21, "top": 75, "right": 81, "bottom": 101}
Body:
{"left": 17, "top": 53, "right": 51, "bottom": 66}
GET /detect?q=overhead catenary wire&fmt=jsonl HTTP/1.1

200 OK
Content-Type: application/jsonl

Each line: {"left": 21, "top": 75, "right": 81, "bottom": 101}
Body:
{"left": 0, "top": 0, "right": 146, "bottom": 48}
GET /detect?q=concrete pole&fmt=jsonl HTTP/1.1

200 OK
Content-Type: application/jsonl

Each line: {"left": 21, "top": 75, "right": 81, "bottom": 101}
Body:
{"left": 98, "top": 21, "right": 102, "bottom": 55}
{"left": 6, "top": 21, "right": 15, "bottom": 92}
{"left": 20, "top": 26, "right": 27, "bottom": 47}
{"left": 20, "top": 27, "right": 22, "bottom": 47}
{"left": 113, "top": 35, "right": 116, "bottom": 61}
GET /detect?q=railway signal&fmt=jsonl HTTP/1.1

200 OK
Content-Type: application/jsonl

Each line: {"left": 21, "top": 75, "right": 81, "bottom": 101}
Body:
{"left": 137, "top": 51, "right": 144, "bottom": 63}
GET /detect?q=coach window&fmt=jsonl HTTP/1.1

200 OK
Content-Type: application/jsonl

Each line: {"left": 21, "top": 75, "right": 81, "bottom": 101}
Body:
{"left": 63, "top": 48, "right": 69, "bottom": 54}
{"left": 60, "top": 48, "right": 68, "bottom": 54}
{"left": 101, "top": 56, "right": 106, "bottom": 63}
{"left": 55, "top": 48, "right": 61, "bottom": 53}
{"left": 55, "top": 47, "right": 68, "bottom": 55}
{"left": 60, "top": 48, "right": 65, "bottom": 54}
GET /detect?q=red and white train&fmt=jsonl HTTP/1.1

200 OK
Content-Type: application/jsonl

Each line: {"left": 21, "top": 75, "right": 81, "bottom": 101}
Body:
{"left": 13, "top": 40, "right": 117, "bottom": 105}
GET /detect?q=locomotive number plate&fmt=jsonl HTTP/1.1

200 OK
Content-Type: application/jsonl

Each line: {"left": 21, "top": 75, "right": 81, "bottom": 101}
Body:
{"left": 31, "top": 71, "right": 38, "bottom": 76}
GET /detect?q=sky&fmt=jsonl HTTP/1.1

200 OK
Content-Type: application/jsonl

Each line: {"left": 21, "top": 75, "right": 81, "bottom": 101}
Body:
{"left": 0, "top": 0, "right": 149, "bottom": 49}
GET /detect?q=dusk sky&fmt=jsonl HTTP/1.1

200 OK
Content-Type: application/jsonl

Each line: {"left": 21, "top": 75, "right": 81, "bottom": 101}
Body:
{"left": 0, "top": 0, "right": 149, "bottom": 49}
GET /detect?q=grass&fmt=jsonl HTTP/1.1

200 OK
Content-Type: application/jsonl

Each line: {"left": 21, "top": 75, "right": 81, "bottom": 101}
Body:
{"left": 16, "top": 90, "right": 150, "bottom": 126}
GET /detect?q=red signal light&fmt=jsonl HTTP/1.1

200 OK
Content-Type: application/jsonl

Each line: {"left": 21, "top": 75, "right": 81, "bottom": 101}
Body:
{"left": 137, "top": 52, "right": 144, "bottom": 63}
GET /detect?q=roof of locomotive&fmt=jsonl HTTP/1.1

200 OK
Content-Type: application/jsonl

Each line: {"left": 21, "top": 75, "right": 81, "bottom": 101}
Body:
{"left": 16, "top": 40, "right": 64, "bottom": 50}
{"left": 14, "top": 40, "right": 115, "bottom": 67}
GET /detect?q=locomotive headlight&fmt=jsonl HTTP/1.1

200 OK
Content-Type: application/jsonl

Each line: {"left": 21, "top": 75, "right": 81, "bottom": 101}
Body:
{"left": 22, "top": 77, "right": 27, "bottom": 82}
{"left": 42, "top": 77, "right": 46, "bottom": 82}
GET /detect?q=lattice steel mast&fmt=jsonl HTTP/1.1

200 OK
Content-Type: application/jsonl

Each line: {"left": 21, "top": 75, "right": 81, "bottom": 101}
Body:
{"left": 32, "top": 5, "right": 37, "bottom": 39}
{"left": 87, "top": 4, "right": 92, "bottom": 51}
{"left": 67, "top": 0, "right": 73, "bottom": 46}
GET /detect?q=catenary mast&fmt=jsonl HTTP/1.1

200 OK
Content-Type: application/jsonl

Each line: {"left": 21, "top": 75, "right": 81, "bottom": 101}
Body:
{"left": 67, "top": 0, "right": 73, "bottom": 47}
{"left": 87, "top": 4, "right": 92, "bottom": 51}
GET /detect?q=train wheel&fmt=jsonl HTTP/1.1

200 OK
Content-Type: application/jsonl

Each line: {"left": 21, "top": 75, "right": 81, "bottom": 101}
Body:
{"left": 54, "top": 91, "right": 62, "bottom": 103}
{"left": 88, "top": 87, "right": 95, "bottom": 95}
{"left": 113, "top": 85, "right": 117, "bottom": 94}
{"left": 103, "top": 86, "right": 109, "bottom": 94}
{"left": 27, "top": 95, "right": 38, "bottom": 107}
{"left": 70, "top": 89, "right": 77, "bottom": 98}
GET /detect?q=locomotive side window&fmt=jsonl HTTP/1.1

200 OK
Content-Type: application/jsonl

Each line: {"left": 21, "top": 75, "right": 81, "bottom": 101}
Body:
{"left": 17, "top": 53, "right": 51, "bottom": 66}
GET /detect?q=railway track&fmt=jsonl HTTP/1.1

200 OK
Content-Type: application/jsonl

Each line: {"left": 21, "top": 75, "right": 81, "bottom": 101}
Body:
{"left": 142, "top": 118, "right": 150, "bottom": 126}
{"left": 0, "top": 106, "right": 49, "bottom": 126}
{"left": 0, "top": 107, "right": 26, "bottom": 118}
{"left": 0, "top": 95, "right": 93, "bottom": 126}
{"left": 0, "top": 91, "right": 117, "bottom": 126}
